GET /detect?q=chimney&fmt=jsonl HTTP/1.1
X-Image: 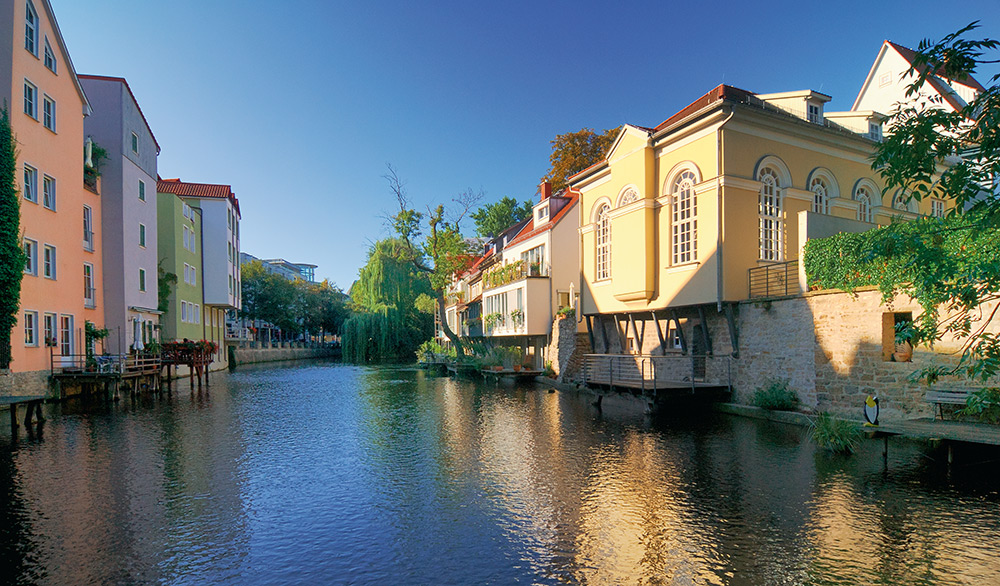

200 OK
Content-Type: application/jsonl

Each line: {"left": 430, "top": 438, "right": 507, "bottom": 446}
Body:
{"left": 540, "top": 180, "right": 551, "bottom": 201}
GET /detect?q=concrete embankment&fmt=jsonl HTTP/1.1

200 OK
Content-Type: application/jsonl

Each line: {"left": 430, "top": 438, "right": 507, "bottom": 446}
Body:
{"left": 231, "top": 346, "right": 339, "bottom": 366}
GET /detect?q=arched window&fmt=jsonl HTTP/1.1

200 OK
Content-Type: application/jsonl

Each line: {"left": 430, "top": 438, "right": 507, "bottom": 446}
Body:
{"left": 855, "top": 187, "right": 873, "bottom": 223}
{"left": 893, "top": 190, "right": 910, "bottom": 211}
{"left": 618, "top": 186, "right": 640, "bottom": 207}
{"left": 758, "top": 167, "right": 782, "bottom": 261}
{"left": 672, "top": 171, "right": 697, "bottom": 264}
{"left": 810, "top": 177, "right": 829, "bottom": 214}
{"left": 595, "top": 204, "right": 611, "bottom": 280}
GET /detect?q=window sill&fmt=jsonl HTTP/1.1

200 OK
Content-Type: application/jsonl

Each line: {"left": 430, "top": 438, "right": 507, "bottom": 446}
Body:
{"left": 592, "top": 278, "right": 612, "bottom": 287}
{"left": 666, "top": 261, "right": 700, "bottom": 273}
{"left": 84, "top": 302, "right": 96, "bottom": 309}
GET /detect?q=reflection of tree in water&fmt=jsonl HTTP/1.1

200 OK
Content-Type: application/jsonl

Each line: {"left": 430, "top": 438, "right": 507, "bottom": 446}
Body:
{"left": 0, "top": 445, "right": 45, "bottom": 585}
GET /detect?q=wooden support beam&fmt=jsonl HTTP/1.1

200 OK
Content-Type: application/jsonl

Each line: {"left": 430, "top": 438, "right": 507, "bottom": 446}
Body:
{"left": 628, "top": 313, "right": 641, "bottom": 354}
{"left": 725, "top": 303, "right": 739, "bottom": 358}
{"left": 697, "top": 306, "right": 713, "bottom": 355}
{"left": 615, "top": 314, "right": 627, "bottom": 353}
{"left": 9, "top": 404, "right": 17, "bottom": 437}
{"left": 585, "top": 314, "right": 595, "bottom": 352}
{"left": 651, "top": 311, "right": 666, "bottom": 354}
{"left": 670, "top": 310, "right": 688, "bottom": 354}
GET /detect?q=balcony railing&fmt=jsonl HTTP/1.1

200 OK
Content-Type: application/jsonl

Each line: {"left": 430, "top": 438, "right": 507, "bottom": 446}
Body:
{"left": 483, "top": 260, "right": 549, "bottom": 290}
{"left": 748, "top": 260, "right": 801, "bottom": 299}
{"left": 84, "top": 286, "right": 96, "bottom": 308}
{"left": 83, "top": 230, "right": 94, "bottom": 252}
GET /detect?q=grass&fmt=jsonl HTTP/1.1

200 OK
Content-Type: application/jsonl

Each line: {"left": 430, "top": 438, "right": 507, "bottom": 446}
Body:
{"left": 753, "top": 379, "right": 799, "bottom": 411}
{"left": 811, "top": 412, "right": 862, "bottom": 454}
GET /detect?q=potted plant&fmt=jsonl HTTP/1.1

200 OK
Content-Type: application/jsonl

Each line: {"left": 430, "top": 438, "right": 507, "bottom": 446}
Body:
{"left": 529, "top": 262, "right": 541, "bottom": 276}
{"left": 509, "top": 308, "right": 524, "bottom": 327}
{"left": 893, "top": 321, "right": 915, "bottom": 362}
{"left": 556, "top": 306, "right": 575, "bottom": 320}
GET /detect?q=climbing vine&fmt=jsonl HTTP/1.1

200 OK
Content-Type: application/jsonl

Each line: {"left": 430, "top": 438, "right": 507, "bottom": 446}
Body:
{"left": 0, "top": 106, "right": 24, "bottom": 368}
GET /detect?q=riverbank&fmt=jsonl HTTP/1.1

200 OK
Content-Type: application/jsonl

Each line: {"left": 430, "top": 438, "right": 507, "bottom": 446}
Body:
{"left": 231, "top": 346, "right": 339, "bottom": 366}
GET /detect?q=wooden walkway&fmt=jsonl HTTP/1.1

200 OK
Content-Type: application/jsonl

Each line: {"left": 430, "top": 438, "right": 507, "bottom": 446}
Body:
{"left": 877, "top": 418, "right": 1000, "bottom": 446}
{"left": 1, "top": 395, "right": 46, "bottom": 435}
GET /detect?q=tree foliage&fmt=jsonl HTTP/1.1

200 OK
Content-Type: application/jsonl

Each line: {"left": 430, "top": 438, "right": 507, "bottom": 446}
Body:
{"left": 470, "top": 196, "right": 533, "bottom": 239}
{"left": 0, "top": 106, "right": 23, "bottom": 366}
{"left": 807, "top": 23, "right": 1000, "bottom": 384}
{"left": 542, "top": 127, "right": 619, "bottom": 193}
{"left": 385, "top": 164, "right": 478, "bottom": 356}
{"left": 341, "top": 238, "right": 434, "bottom": 363}
{"left": 239, "top": 260, "right": 349, "bottom": 341}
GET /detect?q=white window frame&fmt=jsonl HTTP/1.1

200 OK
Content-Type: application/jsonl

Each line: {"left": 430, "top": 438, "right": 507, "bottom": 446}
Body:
{"left": 83, "top": 263, "right": 95, "bottom": 307}
{"left": 25, "top": 1, "right": 38, "bottom": 55}
{"left": 59, "top": 315, "right": 73, "bottom": 356}
{"left": 131, "top": 132, "right": 139, "bottom": 154}
{"left": 83, "top": 205, "right": 94, "bottom": 251}
{"left": 43, "top": 313, "right": 56, "bottom": 348}
{"left": 42, "top": 174, "right": 55, "bottom": 210}
{"left": 868, "top": 122, "right": 882, "bottom": 141}
{"left": 138, "top": 180, "right": 146, "bottom": 201}
{"left": 595, "top": 204, "right": 611, "bottom": 280}
{"left": 855, "top": 188, "right": 873, "bottom": 223}
{"left": 671, "top": 170, "right": 697, "bottom": 265}
{"left": 43, "top": 244, "right": 56, "bottom": 279}
{"left": 931, "top": 198, "right": 945, "bottom": 218}
{"left": 23, "top": 164, "right": 37, "bottom": 203}
{"left": 23, "top": 80, "right": 37, "bottom": 119}
{"left": 139, "top": 223, "right": 146, "bottom": 247}
{"left": 24, "top": 311, "right": 38, "bottom": 347}
{"left": 139, "top": 268, "right": 146, "bottom": 292}
{"left": 807, "top": 103, "right": 821, "bottom": 124}
{"left": 43, "top": 38, "right": 56, "bottom": 72}
{"left": 42, "top": 95, "right": 55, "bottom": 131}
{"left": 758, "top": 167, "right": 783, "bottom": 261}
{"left": 23, "top": 238, "right": 37, "bottom": 275}
{"left": 181, "top": 301, "right": 188, "bottom": 323}
{"left": 810, "top": 177, "right": 829, "bottom": 215}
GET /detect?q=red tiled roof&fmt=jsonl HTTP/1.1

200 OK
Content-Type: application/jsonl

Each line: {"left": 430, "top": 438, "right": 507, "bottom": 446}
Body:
{"left": 158, "top": 178, "right": 241, "bottom": 217}
{"left": 886, "top": 41, "right": 985, "bottom": 92}
{"left": 505, "top": 191, "right": 579, "bottom": 248}
{"left": 78, "top": 74, "right": 161, "bottom": 153}
{"left": 654, "top": 84, "right": 756, "bottom": 131}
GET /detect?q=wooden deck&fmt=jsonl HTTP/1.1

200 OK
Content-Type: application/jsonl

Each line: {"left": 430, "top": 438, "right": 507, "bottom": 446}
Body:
{"left": 877, "top": 418, "right": 1000, "bottom": 446}
{"left": 481, "top": 369, "right": 544, "bottom": 382}
{"left": 1, "top": 395, "right": 47, "bottom": 436}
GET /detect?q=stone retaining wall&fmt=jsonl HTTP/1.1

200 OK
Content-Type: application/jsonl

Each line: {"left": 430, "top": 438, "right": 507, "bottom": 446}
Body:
{"left": 232, "top": 347, "right": 337, "bottom": 366}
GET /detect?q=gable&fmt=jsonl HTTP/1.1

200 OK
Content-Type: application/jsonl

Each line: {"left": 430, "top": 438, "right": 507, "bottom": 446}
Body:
{"left": 607, "top": 125, "right": 651, "bottom": 163}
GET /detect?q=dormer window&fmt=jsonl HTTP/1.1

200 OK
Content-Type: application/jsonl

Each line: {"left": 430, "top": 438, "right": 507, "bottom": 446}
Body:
{"left": 43, "top": 39, "right": 56, "bottom": 73}
{"left": 868, "top": 122, "right": 882, "bottom": 141}
{"left": 807, "top": 103, "right": 822, "bottom": 124}
{"left": 536, "top": 204, "right": 549, "bottom": 223}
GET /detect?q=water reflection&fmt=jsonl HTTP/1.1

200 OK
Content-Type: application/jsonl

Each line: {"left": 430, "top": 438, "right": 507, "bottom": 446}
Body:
{"left": 1, "top": 362, "right": 999, "bottom": 585}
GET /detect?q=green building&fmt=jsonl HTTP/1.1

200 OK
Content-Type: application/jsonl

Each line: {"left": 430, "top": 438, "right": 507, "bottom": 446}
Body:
{"left": 156, "top": 191, "right": 205, "bottom": 342}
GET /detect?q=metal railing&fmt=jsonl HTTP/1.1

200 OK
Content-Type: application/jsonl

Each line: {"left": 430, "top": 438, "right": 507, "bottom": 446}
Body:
{"left": 84, "top": 286, "right": 96, "bottom": 308}
{"left": 748, "top": 260, "right": 800, "bottom": 299}
{"left": 583, "top": 353, "right": 733, "bottom": 394}
{"left": 50, "top": 353, "right": 162, "bottom": 376}
{"left": 83, "top": 230, "right": 94, "bottom": 251}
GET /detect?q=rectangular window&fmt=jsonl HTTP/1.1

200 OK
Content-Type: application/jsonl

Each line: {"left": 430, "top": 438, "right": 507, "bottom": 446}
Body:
{"left": 138, "top": 268, "right": 146, "bottom": 292}
{"left": 84, "top": 263, "right": 95, "bottom": 307}
{"left": 43, "top": 39, "right": 56, "bottom": 72}
{"left": 43, "top": 313, "right": 56, "bottom": 347}
{"left": 23, "top": 164, "right": 37, "bottom": 202}
{"left": 139, "top": 223, "right": 146, "bottom": 247}
{"left": 138, "top": 180, "right": 145, "bottom": 201}
{"left": 83, "top": 205, "right": 94, "bottom": 251}
{"left": 43, "top": 244, "right": 55, "bottom": 279}
{"left": 195, "top": 304, "right": 200, "bottom": 325}
{"left": 669, "top": 326, "right": 683, "bottom": 350}
{"left": 931, "top": 199, "right": 945, "bottom": 218}
{"left": 23, "top": 238, "right": 37, "bottom": 275}
{"left": 557, "top": 291, "right": 570, "bottom": 311}
{"left": 882, "top": 312, "right": 913, "bottom": 362}
{"left": 25, "top": 2, "right": 38, "bottom": 54}
{"left": 59, "top": 315, "right": 72, "bottom": 356}
{"left": 23, "top": 80, "right": 36, "bottom": 118}
{"left": 807, "top": 103, "right": 821, "bottom": 124}
{"left": 131, "top": 132, "right": 139, "bottom": 154}
{"left": 24, "top": 311, "right": 38, "bottom": 346}
{"left": 868, "top": 122, "right": 882, "bottom": 141}
{"left": 229, "top": 275, "right": 234, "bottom": 295}
{"left": 181, "top": 301, "right": 188, "bottom": 323}
{"left": 182, "top": 203, "right": 191, "bottom": 219}
{"left": 42, "top": 96, "right": 55, "bottom": 131}
{"left": 42, "top": 175, "right": 55, "bottom": 210}
{"left": 520, "top": 245, "right": 546, "bottom": 276}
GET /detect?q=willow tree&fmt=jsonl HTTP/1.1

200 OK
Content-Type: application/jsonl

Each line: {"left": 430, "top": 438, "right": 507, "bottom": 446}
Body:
{"left": 0, "top": 106, "right": 23, "bottom": 368}
{"left": 341, "top": 238, "right": 434, "bottom": 363}
{"left": 385, "top": 165, "right": 477, "bottom": 357}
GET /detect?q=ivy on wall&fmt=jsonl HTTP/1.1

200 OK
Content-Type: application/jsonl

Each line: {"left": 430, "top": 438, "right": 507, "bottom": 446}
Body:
{"left": 0, "top": 106, "right": 24, "bottom": 368}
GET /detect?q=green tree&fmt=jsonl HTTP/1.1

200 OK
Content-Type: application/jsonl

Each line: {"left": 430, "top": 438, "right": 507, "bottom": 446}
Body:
{"left": 157, "top": 260, "right": 178, "bottom": 314}
{"left": 543, "top": 126, "right": 619, "bottom": 193}
{"left": 807, "top": 23, "right": 1000, "bottom": 384}
{"left": 470, "top": 196, "right": 533, "bottom": 238}
{"left": 385, "top": 165, "right": 478, "bottom": 357}
{"left": 341, "top": 238, "right": 434, "bottom": 362}
{"left": 0, "top": 106, "right": 24, "bottom": 367}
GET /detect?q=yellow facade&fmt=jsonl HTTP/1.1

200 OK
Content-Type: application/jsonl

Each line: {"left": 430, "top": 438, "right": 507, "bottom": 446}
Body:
{"left": 574, "top": 85, "right": 951, "bottom": 319}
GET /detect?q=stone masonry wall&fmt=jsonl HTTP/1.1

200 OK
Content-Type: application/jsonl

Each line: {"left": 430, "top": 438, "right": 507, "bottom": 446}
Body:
{"left": 544, "top": 315, "right": 580, "bottom": 381}
{"left": 736, "top": 298, "right": 818, "bottom": 407}
{"left": 232, "top": 347, "right": 337, "bottom": 366}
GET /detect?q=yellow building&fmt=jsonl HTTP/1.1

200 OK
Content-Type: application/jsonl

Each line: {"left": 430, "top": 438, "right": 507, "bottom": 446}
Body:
{"left": 570, "top": 84, "right": 951, "bottom": 387}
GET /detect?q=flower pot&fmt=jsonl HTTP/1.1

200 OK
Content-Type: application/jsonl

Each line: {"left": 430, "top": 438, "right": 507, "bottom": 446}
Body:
{"left": 893, "top": 343, "right": 912, "bottom": 362}
{"left": 513, "top": 364, "right": 522, "bottom": 372}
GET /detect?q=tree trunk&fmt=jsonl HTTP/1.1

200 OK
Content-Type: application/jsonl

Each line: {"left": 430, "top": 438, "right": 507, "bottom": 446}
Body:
{"left": 436, "top": 290, "right": 465, "bottom": 357}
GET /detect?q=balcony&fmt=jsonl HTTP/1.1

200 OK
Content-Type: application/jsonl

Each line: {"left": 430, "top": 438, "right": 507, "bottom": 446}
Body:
{"left": 482, "top": 277, "right": 551, "bottom": 337}
{"left": 84, "top": 286, "right": 96, "bottom": 309}
{"left": 748, "top": 260, "right": 800, "bottom": 299}
{"left": 483, "top": 260, "right": 549, "bottom": 290}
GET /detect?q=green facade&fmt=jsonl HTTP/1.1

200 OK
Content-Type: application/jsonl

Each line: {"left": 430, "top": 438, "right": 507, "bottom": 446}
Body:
{"left": 156, "top": 191, "right": 205, "bottom": 341}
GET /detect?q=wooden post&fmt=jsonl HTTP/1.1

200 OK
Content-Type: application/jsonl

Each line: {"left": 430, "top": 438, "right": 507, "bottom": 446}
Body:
{"left": 9, "top": 404, "right": 18, "bottom": 437}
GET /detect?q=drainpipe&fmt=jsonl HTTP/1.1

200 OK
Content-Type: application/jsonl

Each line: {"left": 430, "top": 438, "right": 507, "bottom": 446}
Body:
{"left": 717, "top": 106, "right": 735, "bottom": 312}
{"left": 195, "top": 206, "right": 207, "bottom": 342}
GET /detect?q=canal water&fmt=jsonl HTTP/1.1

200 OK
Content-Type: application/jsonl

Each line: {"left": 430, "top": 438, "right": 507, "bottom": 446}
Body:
{"left": 2, "top": 362, "right": 1000, "bottom": 585}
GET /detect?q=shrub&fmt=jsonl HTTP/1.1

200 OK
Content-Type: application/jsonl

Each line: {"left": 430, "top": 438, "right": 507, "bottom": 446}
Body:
{"left": 543, "top": 360, "right": 556, "bottom": 378}
{"left": 753, "top": 379, "right": 798, "bottom": 411}
{"left": 958, "top": 387, "right": 1000, "bottom": 424}
{"left": 556, "top": 306, "right": 575, "bottom": 319}
{"left": 811, "top": 412, "right": 862, "bottom": 454}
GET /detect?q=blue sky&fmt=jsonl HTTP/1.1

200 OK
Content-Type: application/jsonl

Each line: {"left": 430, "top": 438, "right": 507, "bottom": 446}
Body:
{"left": 53, "top": 1, "right": 999, "bottom": 289}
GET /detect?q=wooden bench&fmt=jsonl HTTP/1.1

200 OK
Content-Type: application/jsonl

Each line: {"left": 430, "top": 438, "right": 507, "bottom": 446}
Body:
{"left": 925, "top": 388, "right": 972, "bottom": 420}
